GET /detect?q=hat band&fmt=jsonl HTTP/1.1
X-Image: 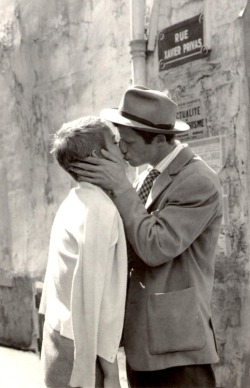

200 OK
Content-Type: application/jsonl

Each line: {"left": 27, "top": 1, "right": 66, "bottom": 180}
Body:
{"left": 119, "top": 110, "right": 174, "bottom": 130}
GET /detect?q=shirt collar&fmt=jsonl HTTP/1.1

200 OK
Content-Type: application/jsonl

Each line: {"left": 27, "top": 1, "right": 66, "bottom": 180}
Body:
{"left": 148, "top": 141, "right": 187, "bottom": 173}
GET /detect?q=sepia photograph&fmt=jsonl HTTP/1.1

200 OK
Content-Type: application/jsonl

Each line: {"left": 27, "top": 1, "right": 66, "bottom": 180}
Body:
{"left": 0, "top": 0, "right": 249, "bottom": 387}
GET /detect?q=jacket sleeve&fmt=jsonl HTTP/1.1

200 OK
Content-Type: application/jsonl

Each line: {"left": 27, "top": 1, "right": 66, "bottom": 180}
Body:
{"left": 70, "top": 197, "right": 116, "bottom": 387}
{"left": 113, "top": 167, "right": 222, "bottom": 267}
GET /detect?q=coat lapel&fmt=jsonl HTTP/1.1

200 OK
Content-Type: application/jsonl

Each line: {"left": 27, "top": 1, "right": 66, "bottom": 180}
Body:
{"left": 145, "top": 146, "right": 195, "bottom": 209}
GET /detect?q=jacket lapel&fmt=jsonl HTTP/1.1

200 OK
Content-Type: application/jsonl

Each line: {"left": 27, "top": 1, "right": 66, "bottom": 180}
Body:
{"left": 145, "top": 146, "right": 195, "bottom": 209}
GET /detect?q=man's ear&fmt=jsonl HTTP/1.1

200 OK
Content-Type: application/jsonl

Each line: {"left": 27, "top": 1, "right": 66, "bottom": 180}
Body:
{"left": 152, "top": 134, "right": 166, "bottom": 144}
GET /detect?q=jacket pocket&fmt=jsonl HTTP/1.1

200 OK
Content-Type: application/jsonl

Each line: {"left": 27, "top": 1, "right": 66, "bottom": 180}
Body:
{"left": 147, "top": 287, "right": 206, "bottom": 354}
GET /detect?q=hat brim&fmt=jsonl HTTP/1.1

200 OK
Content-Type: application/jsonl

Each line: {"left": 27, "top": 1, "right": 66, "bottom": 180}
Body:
{"left": 100, "top": 108, "right": 190, "bottom": 134}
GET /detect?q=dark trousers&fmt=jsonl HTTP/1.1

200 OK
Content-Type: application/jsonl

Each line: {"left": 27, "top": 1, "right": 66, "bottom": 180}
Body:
{"left": 42, "top": 322, "right": 104, "bottom": 387}
{"left": 126, "top": 362, "right": 216, "bottom": 388}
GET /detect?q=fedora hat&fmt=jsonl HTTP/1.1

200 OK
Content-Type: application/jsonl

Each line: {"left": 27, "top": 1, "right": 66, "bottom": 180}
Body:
{"left": 100, "top": 85, "right": 189, "bottom": 134}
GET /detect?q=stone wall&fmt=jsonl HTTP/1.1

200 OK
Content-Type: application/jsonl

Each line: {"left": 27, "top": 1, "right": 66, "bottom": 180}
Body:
{"left": 0, "top": 0, "right": 131, "bottom": 348}
{"left": 146, "top": 0, "right": 250, "bottom": 387}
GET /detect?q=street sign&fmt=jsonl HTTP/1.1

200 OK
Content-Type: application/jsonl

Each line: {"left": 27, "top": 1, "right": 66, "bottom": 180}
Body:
{"left": 158, "top": 14, "right": 209, "bottom": 71}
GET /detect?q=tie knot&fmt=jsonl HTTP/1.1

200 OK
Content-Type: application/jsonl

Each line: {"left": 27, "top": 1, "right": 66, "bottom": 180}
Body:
{"left": 146, "top": 168, "right": 160, "bottom": 181}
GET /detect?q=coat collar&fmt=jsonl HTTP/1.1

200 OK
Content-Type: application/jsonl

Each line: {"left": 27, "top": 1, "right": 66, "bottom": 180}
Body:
{"left": 145, "top": 145, "right": 195, "bottom": 209}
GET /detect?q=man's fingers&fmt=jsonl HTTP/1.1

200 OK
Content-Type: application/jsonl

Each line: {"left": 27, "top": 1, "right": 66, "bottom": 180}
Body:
{"left": 71, "top": 157, "right": 101, "bottom": 166}
{"left": 102, "top": 143, "right": 124, "bottom": 161}
{"left": 100, "top": 149, "right": 118, "bottom": 162}
{"left": 101, "top": 149, "right": 126, "bottom": 167}
{"left": 70, "top": 160, "right": 103, "bottom": 171}
{"left": 69, "top": 166, "right": 92, "bottom": 175}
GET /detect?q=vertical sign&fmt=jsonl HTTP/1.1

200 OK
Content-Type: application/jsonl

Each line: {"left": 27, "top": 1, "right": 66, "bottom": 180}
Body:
{"left": 176, "top": 98, "right": 208, "bottom": 141}
{"left": 158, "top": 14, "right": 209, "bottom": 71}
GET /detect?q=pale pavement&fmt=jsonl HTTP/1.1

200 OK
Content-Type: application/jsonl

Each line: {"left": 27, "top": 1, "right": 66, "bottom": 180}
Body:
{"left": 0, "top": 346, "right": 128, "bottom": 388}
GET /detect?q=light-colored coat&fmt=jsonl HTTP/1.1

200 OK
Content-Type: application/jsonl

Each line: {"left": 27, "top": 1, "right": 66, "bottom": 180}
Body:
{"left": 113, "top": 146, "right": 222, "bottom": 371}
{"left": 40, "top": 183, "right": 127, "bottom": 387}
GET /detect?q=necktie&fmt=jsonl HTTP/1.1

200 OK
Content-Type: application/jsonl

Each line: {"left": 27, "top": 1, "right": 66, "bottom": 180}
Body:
{"left": 127, "top": 169, "right": 160, "bottom": 270}
{"left": 137, "top": 168, "right": 160, "bottom": 205}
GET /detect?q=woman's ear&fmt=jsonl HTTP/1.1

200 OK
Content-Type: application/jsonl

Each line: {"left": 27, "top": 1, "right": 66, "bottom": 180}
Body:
{"left": 91, "top": 149, "right": 100, "bottom": 158}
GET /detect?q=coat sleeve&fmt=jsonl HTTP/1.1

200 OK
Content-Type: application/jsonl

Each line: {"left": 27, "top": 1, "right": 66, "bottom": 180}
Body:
{"left": 113, "top": 166, "right": 222, "bottom": 267}
{"left": 70, "top": 197, "right": 116, "bottom": 388}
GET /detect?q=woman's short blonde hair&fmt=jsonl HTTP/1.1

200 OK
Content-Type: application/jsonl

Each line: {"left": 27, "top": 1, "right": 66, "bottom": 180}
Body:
{"left": 51, "top": 116, "right": 110, "bottom": 181}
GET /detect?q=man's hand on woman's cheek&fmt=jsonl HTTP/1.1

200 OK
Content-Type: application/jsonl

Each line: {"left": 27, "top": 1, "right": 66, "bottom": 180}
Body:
{"left": 70, "top": 155, "right": 132, "bottom": 194}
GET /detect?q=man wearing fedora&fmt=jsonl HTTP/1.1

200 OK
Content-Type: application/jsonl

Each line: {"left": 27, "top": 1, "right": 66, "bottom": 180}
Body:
{"left": 71, "top": 86, "right": 222, "bottom": 388}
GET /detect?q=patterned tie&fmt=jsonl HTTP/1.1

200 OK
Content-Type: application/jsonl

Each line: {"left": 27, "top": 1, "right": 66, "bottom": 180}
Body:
{"left": 137, "top": 168, "right": 160, "bottom": 205}
{"left": 126, "top": 168, "right": 160, "bottom": 268}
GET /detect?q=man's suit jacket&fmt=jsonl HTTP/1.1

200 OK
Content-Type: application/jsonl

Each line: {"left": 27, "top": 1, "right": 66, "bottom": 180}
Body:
{"left": 113, "top": 146, "right": 222, "bottom": 371}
